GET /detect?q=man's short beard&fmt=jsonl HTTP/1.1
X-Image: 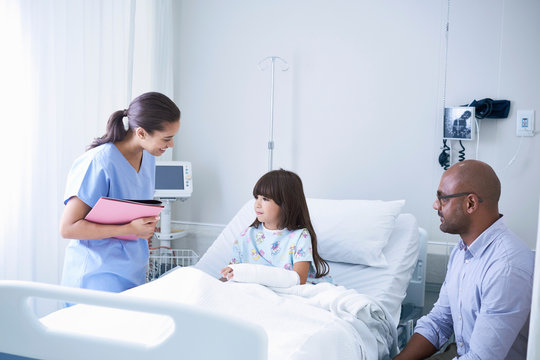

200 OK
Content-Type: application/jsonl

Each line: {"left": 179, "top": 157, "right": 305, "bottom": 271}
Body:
{"left": 440, "top": 222, "right": 462, "bottom": 234}
{"left": 439, "top": 209, "right": 469, "bottom": 235}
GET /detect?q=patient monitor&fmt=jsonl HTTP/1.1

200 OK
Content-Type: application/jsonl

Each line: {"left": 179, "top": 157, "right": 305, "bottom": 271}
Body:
{"left": 154, "top": 161, "right": 193, "bottom": 198}
{"left": 154, "top": 161, "right": 192, "bottom": 244}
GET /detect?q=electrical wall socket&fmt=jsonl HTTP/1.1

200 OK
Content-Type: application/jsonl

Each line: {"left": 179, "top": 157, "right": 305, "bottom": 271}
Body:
{"left": 516, "top": 110, "right": 535, "bottom": 136}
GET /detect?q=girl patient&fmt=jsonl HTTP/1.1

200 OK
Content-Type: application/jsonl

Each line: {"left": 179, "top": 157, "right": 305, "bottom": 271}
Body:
{"left": 220, "top": 169, "right": 330, "bottom": 285}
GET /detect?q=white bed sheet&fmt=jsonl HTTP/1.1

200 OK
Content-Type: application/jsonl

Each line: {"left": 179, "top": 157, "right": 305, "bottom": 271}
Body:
{"left": 327, "top": 213, "right": 420, "bottom": 327}
{"left": 40, "top": 266, "right": 395, "bottom": 360}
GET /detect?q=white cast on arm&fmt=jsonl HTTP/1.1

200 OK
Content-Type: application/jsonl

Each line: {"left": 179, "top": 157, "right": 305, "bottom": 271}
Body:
{"left": 228, "top": 263, "right": 300, "bottom": 287}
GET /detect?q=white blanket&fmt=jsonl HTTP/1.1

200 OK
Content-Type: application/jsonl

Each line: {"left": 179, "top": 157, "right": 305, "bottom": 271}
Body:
{"left": 41, "top": 267, "right": 397, "bottom": 360}
{"left": 272, "top": 282, "right": 398, "bottom": 359}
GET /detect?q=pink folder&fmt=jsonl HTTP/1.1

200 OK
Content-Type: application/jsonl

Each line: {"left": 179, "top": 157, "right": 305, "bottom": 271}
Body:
{"left": 85, "top": 197, "right": 164, "bottom": 240}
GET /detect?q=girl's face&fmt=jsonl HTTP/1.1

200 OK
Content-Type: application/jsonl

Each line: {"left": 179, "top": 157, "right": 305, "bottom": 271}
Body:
{"left": 254, "top": 195, "right": 281, "bottom": 230}
{"left": 137, "top": 120, "right": 180, "bottom": 156}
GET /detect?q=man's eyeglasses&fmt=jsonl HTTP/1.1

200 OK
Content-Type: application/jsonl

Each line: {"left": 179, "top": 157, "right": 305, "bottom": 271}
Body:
{"left": 437, "top": 192, "right": 483, "bottom": 206}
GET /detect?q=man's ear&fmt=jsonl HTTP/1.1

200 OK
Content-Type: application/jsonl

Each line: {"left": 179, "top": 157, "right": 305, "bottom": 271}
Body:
{"left": 465, "top": 194, "right": 480, "bottom": 214}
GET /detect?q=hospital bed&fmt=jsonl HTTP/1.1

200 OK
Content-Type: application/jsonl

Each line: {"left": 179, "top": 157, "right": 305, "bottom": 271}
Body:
{"left": 0, "top": 198, "right": 425, "bottom": 360}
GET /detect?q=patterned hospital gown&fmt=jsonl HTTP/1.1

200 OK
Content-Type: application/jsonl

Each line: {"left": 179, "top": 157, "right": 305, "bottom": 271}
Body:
{"left": 230, "top": 224, "right": 331, "bottom": 284}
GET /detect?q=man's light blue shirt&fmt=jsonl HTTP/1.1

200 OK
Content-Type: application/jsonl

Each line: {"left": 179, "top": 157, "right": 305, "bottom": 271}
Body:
{"left": 415, "top": 216, "right": 534, "bottom": 359}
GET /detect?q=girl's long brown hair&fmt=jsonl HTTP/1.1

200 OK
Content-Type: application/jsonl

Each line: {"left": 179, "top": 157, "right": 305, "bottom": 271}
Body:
{"left": 251, "top": 169, "right": 329, "bottom": 278}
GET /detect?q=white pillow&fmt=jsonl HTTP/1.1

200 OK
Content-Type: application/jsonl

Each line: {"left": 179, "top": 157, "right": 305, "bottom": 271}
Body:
{"left": 308, "top": 199, "right": 405, "bottom": 267}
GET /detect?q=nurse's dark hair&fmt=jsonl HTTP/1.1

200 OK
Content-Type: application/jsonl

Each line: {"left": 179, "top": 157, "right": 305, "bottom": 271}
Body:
{"left": 251, "top": 169, "right": 329, "bottom": 278}
{"left": 88, "top": 92, "right": 180, "bottom": 150}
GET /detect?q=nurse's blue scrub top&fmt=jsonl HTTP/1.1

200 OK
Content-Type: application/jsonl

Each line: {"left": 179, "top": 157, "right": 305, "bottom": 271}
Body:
{"left": 61, "top": 143, "right": 155, "bottom": 293}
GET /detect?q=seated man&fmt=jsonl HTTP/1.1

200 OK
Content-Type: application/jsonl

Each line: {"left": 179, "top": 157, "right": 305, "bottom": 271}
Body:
{"left": 395, "top": 160, "right": 534, "bottom": 360}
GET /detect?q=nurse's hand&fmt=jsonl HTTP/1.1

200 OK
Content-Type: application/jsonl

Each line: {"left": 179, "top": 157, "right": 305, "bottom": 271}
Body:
{"left": 129, "top": 216, "right": 159, "bottom": 240}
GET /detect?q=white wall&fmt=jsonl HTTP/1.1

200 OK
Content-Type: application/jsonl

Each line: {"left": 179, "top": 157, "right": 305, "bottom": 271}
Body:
{"left": 444, "top": 0, "right": 540, "bottom": 248}
{"left": 171, "top": 0, "right": 540, "bottom": 250}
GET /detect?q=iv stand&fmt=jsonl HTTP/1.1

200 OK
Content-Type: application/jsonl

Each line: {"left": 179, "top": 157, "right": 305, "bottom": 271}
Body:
{"left": 258, "top": 56, "right": 289, "bottom": 171}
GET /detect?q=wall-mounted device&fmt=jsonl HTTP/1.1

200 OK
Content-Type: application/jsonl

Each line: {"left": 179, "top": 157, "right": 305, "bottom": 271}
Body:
{"left": 154, "top": 161, "right": 193, "bottom": 243}
{"left": 443, "top": 107, "right": 476, "bottom": 140}
{"left": 516, "top": 110, "right": 535, "bottom": 137}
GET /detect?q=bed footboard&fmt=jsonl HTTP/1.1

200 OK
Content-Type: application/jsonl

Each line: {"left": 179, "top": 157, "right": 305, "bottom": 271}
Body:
{"left": 0, "top": 280, "right": 267, "bottom": 360}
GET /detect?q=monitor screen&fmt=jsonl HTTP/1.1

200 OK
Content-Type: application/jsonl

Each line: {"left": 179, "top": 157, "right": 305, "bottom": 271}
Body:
{"left": 443, "top": 107, "right": 476, "bottom": 141}
{"left": 155, "top": 165, "right": 184, "bottom": 190}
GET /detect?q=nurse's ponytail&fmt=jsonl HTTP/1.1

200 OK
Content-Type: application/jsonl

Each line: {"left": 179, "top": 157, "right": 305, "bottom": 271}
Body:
{"left": 88, "top": 110, "right": 128, "bottom": 149}
{"left": 88, "top": 92, "right": 180, "bottom": 150}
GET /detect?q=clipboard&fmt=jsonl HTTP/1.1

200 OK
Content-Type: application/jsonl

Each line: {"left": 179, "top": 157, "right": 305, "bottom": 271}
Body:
{"left": 85, "top": 197, "right": 164, "bottom": 240}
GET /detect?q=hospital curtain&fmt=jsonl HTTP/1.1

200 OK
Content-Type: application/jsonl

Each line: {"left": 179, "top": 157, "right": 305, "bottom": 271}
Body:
{"left": 0, "top": 0, "right": 175, "bottom": 315}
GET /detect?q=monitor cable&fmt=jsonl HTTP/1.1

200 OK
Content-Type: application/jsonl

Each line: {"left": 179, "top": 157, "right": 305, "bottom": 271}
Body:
{"left": 458, "top": 141, "right": 466, "bottom": 162}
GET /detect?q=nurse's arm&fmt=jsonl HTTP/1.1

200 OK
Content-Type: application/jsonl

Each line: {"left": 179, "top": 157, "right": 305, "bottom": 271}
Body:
{"left": 59, "top": 196, "right": 158, "bottom": 240}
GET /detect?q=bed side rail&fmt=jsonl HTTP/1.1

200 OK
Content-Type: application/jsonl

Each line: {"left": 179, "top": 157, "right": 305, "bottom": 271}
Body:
{"left": 0, "top": 280, "right": 267, "bottom": 360}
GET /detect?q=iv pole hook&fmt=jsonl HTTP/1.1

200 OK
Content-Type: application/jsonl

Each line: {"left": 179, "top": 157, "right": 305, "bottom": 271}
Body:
{"left": 258, "top": 56, "right": 288, "bottom": 171}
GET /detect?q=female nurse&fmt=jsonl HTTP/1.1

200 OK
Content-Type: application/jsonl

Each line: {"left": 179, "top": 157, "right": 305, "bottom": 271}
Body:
{"left": 59, "top": 92, "right": 181, "bottom": 295}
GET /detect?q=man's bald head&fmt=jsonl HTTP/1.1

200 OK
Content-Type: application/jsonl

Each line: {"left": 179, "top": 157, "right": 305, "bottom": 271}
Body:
{"left": 444, "top": 160, "right": 501, "bottom": 207}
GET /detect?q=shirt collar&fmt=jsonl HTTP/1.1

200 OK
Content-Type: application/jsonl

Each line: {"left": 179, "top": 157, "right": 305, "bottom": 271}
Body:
{"left": 261, "top": 223, "right": 285, "bottom": 233}
{"left": 462, "top": 215, "right": 505, "bottom": 257}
